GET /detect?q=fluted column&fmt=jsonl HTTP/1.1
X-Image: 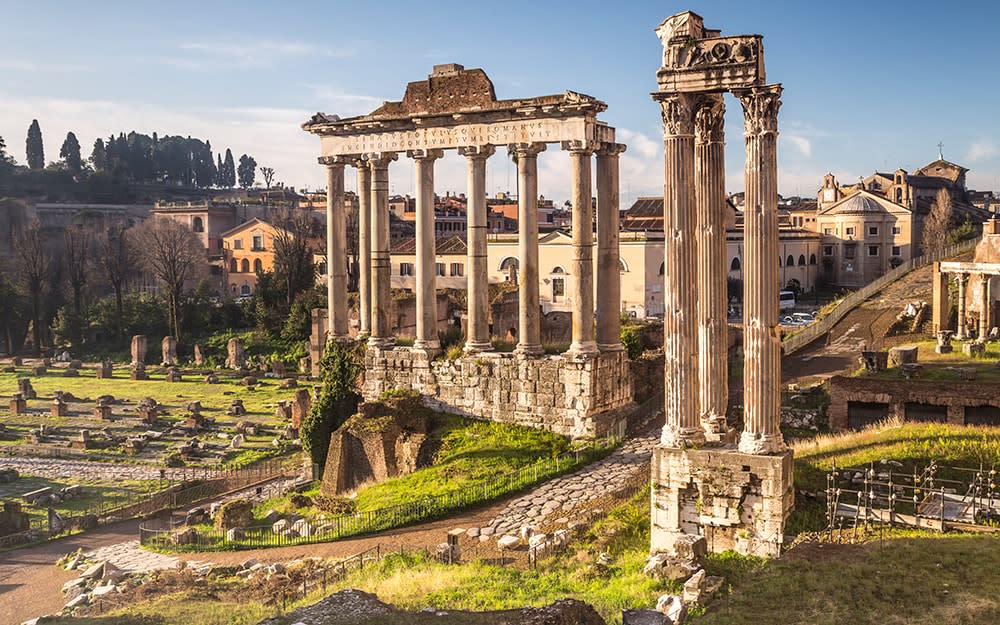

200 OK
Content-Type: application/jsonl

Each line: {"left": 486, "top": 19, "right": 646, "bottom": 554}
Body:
{"left": 367, "top": 152, "right": 398, "bottom": 347}
{"left": 565, "top": 141, "right": 598, "bottom": 357}
{"left": 596, "top": 143, "right": 626, "bottom": 351}
{"left": 736, "top": 84, "right": 785, "bottom": 455}
{"left": 957, "top": 274, "right": 968, "bottom": 339}
{"left": 356, "top": 159, "right": 372, "bottom": 337}
{"left": 322, "top": 156, "right": 350, "bottom": 341}
{"left": 510, "top": 142, "right": 546, "bottom": 357}
{"left": 694, "top": 95, "right": 729, "bottom": 440}
{"left": 980, "top": 274, "right": 990, "bottom": 339}
{"left": 409, "top": 149, "right": 443, "bottom": 353}
{"left": 460, "top": 145, "right": 495, "bottom": 352}
{"left": 656, "top": 93, "right": 704, "bottom": 447}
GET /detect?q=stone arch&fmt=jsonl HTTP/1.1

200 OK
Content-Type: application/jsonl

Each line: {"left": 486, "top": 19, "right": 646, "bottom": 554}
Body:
{"left": 798, "top": 254, "right": 806, "bottom": 266}
{"left": 498, "top": 256, "right": 519, "bottom": 272}
{"left": 230, "top": 258, "right": 238, "bottom": 273}
{"left": 619, "top": 258, "right": 629, "bottom": 272}
{"left": 241, "top": 258, "right": 250, "bottom": 273}
{"left": 253, "top": 259, "right": 263, "bottom": 273}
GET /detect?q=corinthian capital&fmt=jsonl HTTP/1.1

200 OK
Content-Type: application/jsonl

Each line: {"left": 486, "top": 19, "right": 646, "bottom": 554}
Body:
{"left": 595, "top": 142, "right": 627, "bottom": 157}
{"left": 406, "top": 148, "right": 444, "bottom": 161}
{"left": 694, "top": 95, "right": 726, "bottom": 145}
{"left": 364, "top": 152, "right": 398, "bottom": 169}
{"left": 561, "top": 139, "right": 599, "bottom": 154}
{"left": 736, "top": 84, "right": 783, "bottom": 136}
{"left": 458, "top": 145, "right": 496, "bottom": 160}
{"left": 657, "top": 93, "right": 696, "bottom": 137}
{"left": 507, "top": 142, "right": 547, "bottom": 159}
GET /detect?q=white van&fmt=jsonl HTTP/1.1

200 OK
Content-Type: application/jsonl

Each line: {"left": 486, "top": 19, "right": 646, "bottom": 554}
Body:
{"left": 779, "top": 290, "right": 796, "bottom": 311}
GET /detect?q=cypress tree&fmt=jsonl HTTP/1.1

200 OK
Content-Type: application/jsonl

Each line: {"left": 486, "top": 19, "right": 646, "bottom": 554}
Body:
{"left": 25, "top": 119, "right": 44, "bottom": 170}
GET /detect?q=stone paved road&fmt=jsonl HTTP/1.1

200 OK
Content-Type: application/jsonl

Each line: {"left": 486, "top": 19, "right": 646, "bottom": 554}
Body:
{"left": 474, "top": 433, "right": 657, "bottom": 539}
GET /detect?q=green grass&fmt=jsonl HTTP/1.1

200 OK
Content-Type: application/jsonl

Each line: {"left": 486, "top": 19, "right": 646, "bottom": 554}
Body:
{"left": 42, "top": 590, "right": 277, "bottom": 625}
{"left": 858, "top": 339, "right": 1000, "bottom": 382}
{"left": 2, "top": 476, "right": 164, "bottom": 527}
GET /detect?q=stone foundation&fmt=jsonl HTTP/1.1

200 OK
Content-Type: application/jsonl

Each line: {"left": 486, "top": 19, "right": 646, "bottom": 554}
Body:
{"left": 361, "top": 347, "right": 634, "bottom": 438}
{"left": 650, "top": 445, "right": 793, "bottom": 558}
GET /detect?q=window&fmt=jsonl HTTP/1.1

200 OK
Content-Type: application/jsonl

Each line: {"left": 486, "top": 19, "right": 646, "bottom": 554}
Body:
{"left": 809, "top": 253, "right": 817, "bottom": 265}
{"left": 778, "top": 257, "right": 782, "bottom": 267}
{"left": 892, "top": 226, "right": 901, "bottom": 235}
{"left": 619, "top": 258, "right": 628, "bottom": 272}
{"left": 499, "top": 257, "right": 519, "bottom": 272}
{"left": 552, "top": 277, "right": 565, "bottom": 297}
{"left": 730, "top": 258, "right": 740, "bottom": 271}
{"left": 241, "top": 258, "right": 250, "bottom": 272}
{"left": 844, "top": 245, "right": 856, "bottom": 259}
{"left": 892, "top": 246, "right": 901, "bottom": 256}
{"left": 230, "top": 259, "right": 238, "bottom": 273}
{"left": 253, "top": 259, "right": 263, "bottom": 272}
{"left": 240, "top": 283, "right": 251, "bottom": 296}
{"left": 823, "top": 227, "right": 834, "bottom": 236}
{"left": 786, "top": 255, "right": 795, "bottom": 268}
{"left": 823, "top": 245, "right": 834, "bottom": 257}
{"left": 798, "top": 254, "right": 806, "bottom": 266}
{"left": 845, "top": 227, "right": 856, "bottom": 237}
{"left": 252, "top": 234, "right": 264, "bottom": 251}
{"left": 400, "top": 262, "right": 413, "bottom": 276}
{"left": 193, "top": 217, "right": 204, "bottom": 233}
{"left": 868, "top": 226, "right": 878, "bottom": 236}
{"left": 450, "top": 263, "right": 463, "bottom": 277}
{"left": 436, "top": 263, "right": 446, "bottom": 277}
{"left": 868, "top": 245, "right": 879, "bottom": 257}
{"left": 318, "top": 261, "right": 327, "bottom": 275}
{"left": 233, "top": 239, "right": 243, "bottom": 250}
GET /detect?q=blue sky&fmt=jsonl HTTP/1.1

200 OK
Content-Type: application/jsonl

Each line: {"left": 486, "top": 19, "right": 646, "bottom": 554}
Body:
{"left": 2, "top": 0, "right": 999, "bottom": 206}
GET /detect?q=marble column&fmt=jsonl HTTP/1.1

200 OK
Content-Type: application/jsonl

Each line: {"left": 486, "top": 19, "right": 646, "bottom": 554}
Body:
{"left": 459, "top": 145, "right": 496, "bottom": 352}
{"left": 510, "top": 142, "right": 546, "bottom": 357}
{"left": 694, "top": 95, "right": 729, "bottom": 439}
{"left": 409, "top": 149, "right": 443, "bottom": 352}
{"left": 323, "top": 157, "right": 349, "bottom": 340}
{"left": 736, "top": 84, "right": 785, "bottom": 455}
{"left": 957, "top": 274, "right": 968, "bottom": 339}
{"left": 931, "top": 263, "right": 950, "bottom": 334}
{"left": 367, "top": 152, "right": 397, "bottom": 347}
{"left": 356, "top": 159, "right": 373, "bottom": 337}
{"left": 656, "top": 93, "right": 704, "bottom": 447}
{"left": 596, "top": 143, "right": 626, "bottom": 352}
{"left": 565, "top": 141, "right": 598, "bottom": 357}
{"left": 980, "top": 274, "right": 990, "bottom": 339}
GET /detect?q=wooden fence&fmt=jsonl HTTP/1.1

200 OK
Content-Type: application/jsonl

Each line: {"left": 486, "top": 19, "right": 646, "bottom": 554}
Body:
{"left": 782, "top": 237, "right": 981, "bottom": 355}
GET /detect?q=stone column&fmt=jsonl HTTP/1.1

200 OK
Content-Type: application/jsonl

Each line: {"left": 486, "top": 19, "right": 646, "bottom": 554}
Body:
{"left": 694, "top": 95, "right": 729, "bottom": 439}
{"left": 459, "top": 145, "right": 496, "bottom": 352}
{"left": 510, "top": 142, "right": 546, "bottom": 357}
{"left": 367, "top": 152, "right": 398, "bottom": 347}
{"left": 323, "top": 157, "right": 350, "bottom": 340}
{"left": 409, "top": 149, "right": 444, "bottom": 353}
{"left": 931, "top": 262, "right": 950, "bottom": 334}
{"left": 596, "top": 143, "right": 626, "bottom": 351}
{"left": 356, "top": 159, "right": 373, "bottom": 337}
{"left": 736, "top": 84, "right": 785, "bottom": 455}
{"left": 564, "top": 140, "right": 598, "bottom": 357}
{"left": 957, "top": 274, "right": 968, "bottom": 339}
{"left": 980, "top": 274, "right": 990, "bottom": 339}
{"left": 656, "top": 93, "right": 704, "bottom": 447}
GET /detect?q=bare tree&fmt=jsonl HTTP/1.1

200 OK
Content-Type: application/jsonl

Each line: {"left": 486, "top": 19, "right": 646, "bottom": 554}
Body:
{"left": 260, "top": 166, "right": 276, "bottom": 189}
{"left": 922, "top": 187, "right": 954, "bottom": 255}
{"left": 100, "top": 222, "right": 134, "bottom": 338}
{"left": 63, "top": 224, "right": 93, "bottom": 342}
{"left": 131, "top": 217, "right": 205, "bottom": 341}
{"left": 14, "top": 220, "right": 51, "bottom": 355}
{"left": 273, "top": 210, "right": 318, "bottom": 310}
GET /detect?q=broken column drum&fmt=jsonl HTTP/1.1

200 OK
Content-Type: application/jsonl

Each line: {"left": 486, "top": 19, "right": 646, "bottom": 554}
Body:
{"left": 650, "top": 10, "right": 793, "bottom": 559}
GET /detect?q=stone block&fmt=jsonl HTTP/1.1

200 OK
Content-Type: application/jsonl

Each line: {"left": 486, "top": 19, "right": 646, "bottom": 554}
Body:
{"left": 888, "top": 345, "right": 918, "bottom": 366}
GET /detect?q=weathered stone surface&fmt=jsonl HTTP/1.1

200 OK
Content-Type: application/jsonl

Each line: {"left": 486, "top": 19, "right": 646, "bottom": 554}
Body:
{"left": 889, "top": 345, "right": 919, "bottom": 366}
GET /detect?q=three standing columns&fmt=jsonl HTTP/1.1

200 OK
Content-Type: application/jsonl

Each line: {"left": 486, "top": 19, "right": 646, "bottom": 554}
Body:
{"left": 657, "top": 93, "right": 705, "bottom": 447}
{"left": 565, "top": 140, "right": 598, "bottom": 357}
{"left": 409, "top": 149, "right": 444, "bottom": 352}
{"left": 510, "top": 142, "right": 546, "bottom": 357}
{"left": 322, "top": 156, "right": 350, "bottom": 341}
{"left": 367, "top": 152, "right": 397, "bottom": 347}
{"left": 736, "top": 85, "right": 785, "bottom": 455}
{"left": 596, "top": 143, "right": 626, "bottom": 352}
{"left": 694, "top": 95, "right": 729, "bottom": 439}
{"left": 459, "top": 145, "right": 496, "bottom": 353}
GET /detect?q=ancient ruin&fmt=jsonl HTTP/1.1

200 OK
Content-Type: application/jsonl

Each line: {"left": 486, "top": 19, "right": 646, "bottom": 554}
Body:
{"left": 304, "top": 63, "right": 632, "bottom": 437}
{"left": 130, "top": 335, "right": 148, "bottom": 380}
{"left": 932, "top": 218, "right": 1000, "bottom": 340}
{"left": 649, "top": 11, "right": 793, "bottom": 558}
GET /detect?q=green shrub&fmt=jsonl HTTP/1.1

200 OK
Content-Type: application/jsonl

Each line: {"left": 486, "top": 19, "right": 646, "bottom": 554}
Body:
{"left": 620, "top": 325, "right": 642, "bottom": 360}
{"left": 301, "top": 341, "right": 361, "bottom": 475}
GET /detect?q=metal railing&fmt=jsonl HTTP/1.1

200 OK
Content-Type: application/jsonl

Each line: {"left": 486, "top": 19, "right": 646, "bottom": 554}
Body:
{"left": 783, "top": 237, "right": 981, "bottom": 355}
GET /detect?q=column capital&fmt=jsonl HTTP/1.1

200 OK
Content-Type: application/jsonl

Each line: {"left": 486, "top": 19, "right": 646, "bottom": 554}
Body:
{"left": 735, "top": 83, "right": 783, "bottom": 136}
{"left": 507, "top": 142, "right": 547, "bottom": 158}
{"left": 595, "top": 142, "right": 627, "bottom": 157}
{"left": 318, "top": 155, "right": 355, "bottom": 167}
{"left": 406, "top": 148, "right": 444, "bottom": 161}
{"left": 561, "top": 139, "right": 599, "bottom": 154}
{"left": 364, "top": 152, "right": 398, "bottom": 168}
{"left": 458, "top": 145, "right": 496, "bottom": 159}
{"left": 655, "top": 92, "right": 696, "bottom": 137}
{"left": 694, "top": 94, "right": 726, "bottom": 145}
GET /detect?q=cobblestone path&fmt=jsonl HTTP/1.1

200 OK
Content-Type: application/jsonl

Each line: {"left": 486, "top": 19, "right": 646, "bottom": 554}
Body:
{"left": 0, "top": 456, "right": 218, "bottom": 481}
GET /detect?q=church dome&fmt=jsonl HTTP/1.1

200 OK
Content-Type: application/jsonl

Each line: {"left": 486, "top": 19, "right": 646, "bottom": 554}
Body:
{"left": 838, "top": 194, "right": 882, "bottom": 214}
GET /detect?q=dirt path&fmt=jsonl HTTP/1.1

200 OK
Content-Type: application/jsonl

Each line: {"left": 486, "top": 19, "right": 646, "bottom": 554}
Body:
{"left": 0, "top": 499, "right": 508, "bottom": 625}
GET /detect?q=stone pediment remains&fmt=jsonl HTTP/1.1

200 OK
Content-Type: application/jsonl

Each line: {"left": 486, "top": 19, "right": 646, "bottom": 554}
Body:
{"left": 655, "top": 10, "right": 765, "bottom": 93}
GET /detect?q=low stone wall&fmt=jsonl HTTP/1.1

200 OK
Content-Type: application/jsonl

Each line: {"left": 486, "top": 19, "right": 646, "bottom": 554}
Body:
{"left": 361, "top": 347, "right": 634, "bottom": 438}
{"left": 828, "top": 375, "right": 1000, "bottom": 430}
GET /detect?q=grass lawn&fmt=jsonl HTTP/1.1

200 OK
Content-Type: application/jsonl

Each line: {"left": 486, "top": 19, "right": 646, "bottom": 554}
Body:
{"left": 857, "top": 338, "right": 1000, "bottom": 382}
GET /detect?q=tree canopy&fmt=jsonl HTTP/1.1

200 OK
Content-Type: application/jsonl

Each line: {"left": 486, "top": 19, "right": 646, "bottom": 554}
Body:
{"left": 26, "top": 120, "right": 44, "bottom": 170}
{"left": 238, "top": 154, "right": 257, "bottom": 189}
{"left": 60, "top": 132, "right": 83, "bottom": 174}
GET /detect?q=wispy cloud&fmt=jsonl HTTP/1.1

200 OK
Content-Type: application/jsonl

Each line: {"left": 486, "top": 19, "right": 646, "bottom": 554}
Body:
{"left": 966, "top": 141, "right": 998, "bottom": 162}
{"left": 159, "top": 38, "right": 358, "bottom": 70}
{"left": 782, "top": 134, "right": 812, "bottom": 158}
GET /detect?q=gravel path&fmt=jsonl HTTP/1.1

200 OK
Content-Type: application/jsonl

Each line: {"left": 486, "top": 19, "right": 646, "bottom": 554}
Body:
{"left": 0, "top": 457, "right": 215, "bottom": 482}
{"left": 473, "top": 433, "right": 656, "bottom": 539}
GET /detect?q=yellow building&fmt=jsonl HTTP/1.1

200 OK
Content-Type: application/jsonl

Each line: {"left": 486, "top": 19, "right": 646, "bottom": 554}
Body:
{"left": 221, "top": 218, "right": 287, "bottom": 297}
